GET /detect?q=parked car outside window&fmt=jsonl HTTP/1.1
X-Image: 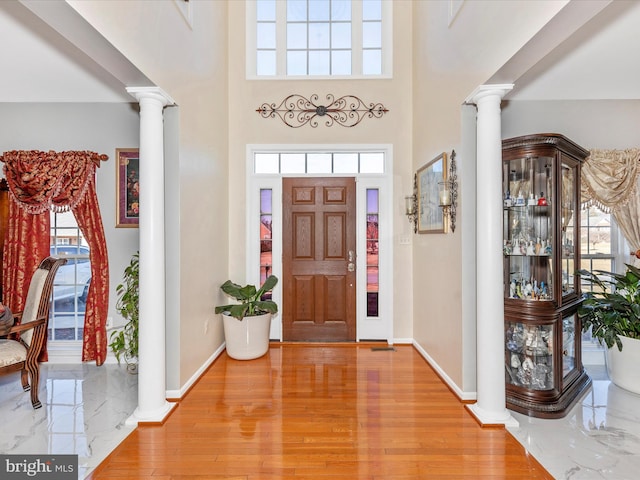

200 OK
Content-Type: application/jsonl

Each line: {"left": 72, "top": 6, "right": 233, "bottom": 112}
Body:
{"left": 50, "top": 245, "right": 91, "bottom": 302}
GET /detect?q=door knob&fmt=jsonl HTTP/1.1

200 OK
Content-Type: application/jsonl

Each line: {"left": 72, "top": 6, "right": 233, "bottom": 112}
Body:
{"left": 347, "top": 250, "right": 355, "bottom": 271}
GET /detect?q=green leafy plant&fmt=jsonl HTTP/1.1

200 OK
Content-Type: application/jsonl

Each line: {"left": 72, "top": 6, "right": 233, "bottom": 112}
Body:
{"left": 578, "top": 264, "right": 640, "bottom": 352}
{"left": 215, "top": 275, "right": 278, "bottom": 320}
{"left": 109, "top": 252, "right": 139, "bottom": 370}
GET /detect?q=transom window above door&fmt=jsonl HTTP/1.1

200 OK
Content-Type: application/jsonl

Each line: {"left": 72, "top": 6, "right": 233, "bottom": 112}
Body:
{"left": 248, "top": 0, "right": 392, "bottom": 78}
{"left": 254, "top": 151, "right": 385, "bottom": 174}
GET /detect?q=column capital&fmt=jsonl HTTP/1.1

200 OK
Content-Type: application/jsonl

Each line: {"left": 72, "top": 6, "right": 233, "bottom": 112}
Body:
{"left": 127, "top": 86, "right": 175, "bottom": 106}
{"left": 465, "top": 84, "right": 514, "bottom": 105}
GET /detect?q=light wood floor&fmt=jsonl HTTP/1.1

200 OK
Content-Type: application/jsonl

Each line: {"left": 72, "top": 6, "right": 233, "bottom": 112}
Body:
{"left": 88, "top": 344, "right": 551, "bottom": 479}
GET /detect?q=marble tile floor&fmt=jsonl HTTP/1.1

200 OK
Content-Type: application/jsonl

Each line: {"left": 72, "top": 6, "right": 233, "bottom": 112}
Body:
{"left": 1, "top": 362, "right": 639, "bottom": 479}
{"left": 0, "top": 363, "right": 137, "bottom": 479}
{"left": 508, "top": 365, "right": 640, "bottom": 479}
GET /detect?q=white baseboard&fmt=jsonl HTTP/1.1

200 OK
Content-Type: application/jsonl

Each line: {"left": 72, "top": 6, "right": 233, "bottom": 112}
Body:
{"left": 45, "top": 342, "right": 83, "bottom": 364}
{"left": 165, "top": 342, "right": 226, "bottom": 399}
{"left": 412, "top": 340, "right": 477, "bottom": 402}
{"left": 45, "top": 341, "right": 226, "bottom": 402}
{"left": 47, "top": 339, "right": 599, "bottom": 405}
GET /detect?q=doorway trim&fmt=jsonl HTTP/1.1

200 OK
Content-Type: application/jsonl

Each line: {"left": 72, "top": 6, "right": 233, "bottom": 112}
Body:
{"left": 246, "top": 144, "right": 394, "bottom": 342}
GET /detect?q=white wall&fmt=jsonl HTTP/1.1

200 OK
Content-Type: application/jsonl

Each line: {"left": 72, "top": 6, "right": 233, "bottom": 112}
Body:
{"left": 502, "top": 100, "right": 640, "bottom": 148}
{"left": 227, "top": 1, "right": 415, "bottom": 340}
{"left": 411, "top": 0, "right": 569, "bottom": 394}
{"left": 0, "top": 102, "right": 140, "bottom": 333}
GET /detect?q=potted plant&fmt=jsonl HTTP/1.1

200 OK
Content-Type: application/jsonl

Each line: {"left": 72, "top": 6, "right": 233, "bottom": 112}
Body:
{"left": 109, "top": 252, "right": 139, "bottom": 373}
{"left": 578, "top": 264, "right": 640, "bottom": 393}
{"left": 215, "top": 275, "right": 278, "bottom": 360}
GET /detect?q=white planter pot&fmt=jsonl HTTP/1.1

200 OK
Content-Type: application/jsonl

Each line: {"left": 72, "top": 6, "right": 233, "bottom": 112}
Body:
{"left": 606, "top": 335, "right": 640, "bottom": 395}
{"left": 222, "top": 313, "right": 272, "bottom": 360}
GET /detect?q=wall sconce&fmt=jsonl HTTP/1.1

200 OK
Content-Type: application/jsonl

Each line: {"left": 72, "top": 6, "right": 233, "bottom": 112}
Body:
{"left": 405, "top": 173, "right": 418, "bottom": 233}
{"left": 439, "top": 149, "right": 458, "bottom": 233}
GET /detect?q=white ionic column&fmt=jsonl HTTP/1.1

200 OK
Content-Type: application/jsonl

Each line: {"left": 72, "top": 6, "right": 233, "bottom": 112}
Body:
{"left": 465, "top": 84, "right": 518, "bottom": 427}
{"left": 126, "top": 87, "right": 176, "bottom": 425}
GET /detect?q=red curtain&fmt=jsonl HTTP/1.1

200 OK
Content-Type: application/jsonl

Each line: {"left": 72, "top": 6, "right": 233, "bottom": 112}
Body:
{"left": 73, "top": 181, "right": 109, "bottom": 364}
{"left": 2, "top": 196, "right": 50, "bottom": 360}
{"left": 1, "top": 150, "right": 110, "bottom": 365}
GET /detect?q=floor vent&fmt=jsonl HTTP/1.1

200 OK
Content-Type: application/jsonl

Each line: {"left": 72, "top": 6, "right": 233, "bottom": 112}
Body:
{"left": 371, "top": 347, "right": 396, "bottom": 352}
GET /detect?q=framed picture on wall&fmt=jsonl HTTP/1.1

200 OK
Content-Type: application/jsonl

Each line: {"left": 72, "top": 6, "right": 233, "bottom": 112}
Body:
{"left": 116, "top": 148, "right": 140, "bottom": 228}
{"left": 417, "top": 152, "right": 447, "bottom": 234}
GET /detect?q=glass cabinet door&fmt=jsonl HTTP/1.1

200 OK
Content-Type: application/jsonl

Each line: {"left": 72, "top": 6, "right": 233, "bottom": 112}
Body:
{"left": 562, "top": 314, "right": 577, "bottom": 378}
{"left": 503, "top": 156, "right": 554, "bottom": 301}
{"left": 505, "top": 321, "right": 554, "bottom": 390}
{"left": 502, "top": 134, "right": 590, "bottom": 418}
{"left": 560, "top": 158, "right": 578, "bottom": 297}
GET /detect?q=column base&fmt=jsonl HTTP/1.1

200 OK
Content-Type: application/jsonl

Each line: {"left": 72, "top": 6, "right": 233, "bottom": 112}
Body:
{"left": 125, "top": 400, "right": 177, "bottom": 426}
{"left": 465, "top": 403, "right": 519, "bottom": 428}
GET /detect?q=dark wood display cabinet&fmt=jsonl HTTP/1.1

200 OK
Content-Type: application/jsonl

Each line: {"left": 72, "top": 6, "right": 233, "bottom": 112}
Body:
{"left": 502, "top": 133, "right": 592, "bottom": 418}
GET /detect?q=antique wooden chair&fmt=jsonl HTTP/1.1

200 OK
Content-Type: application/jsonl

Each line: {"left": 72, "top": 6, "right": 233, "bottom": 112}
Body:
{"left": 0, "top": 256, "right": 66, "bottom": 409}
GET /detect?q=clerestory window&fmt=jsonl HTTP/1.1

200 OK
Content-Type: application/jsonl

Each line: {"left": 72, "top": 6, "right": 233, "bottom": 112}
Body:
{"left": 248, "top": 0, "right": 391, "bottom": 78}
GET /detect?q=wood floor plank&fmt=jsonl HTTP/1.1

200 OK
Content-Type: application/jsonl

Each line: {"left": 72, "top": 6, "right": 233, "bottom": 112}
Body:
{"left": 87, "top": 345, "right": 552, "bottom": 479}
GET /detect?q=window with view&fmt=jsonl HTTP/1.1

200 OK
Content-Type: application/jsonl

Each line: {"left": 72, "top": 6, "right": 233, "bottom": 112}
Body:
{"left": 49, "top": 211, "right": 90, "bottom": 342}
{"left": 250, "top": 0, "right": 390, "bottom": 78}
{"left": 580, "top": 206, "right": 616, "bottom": 286}
{"left": 366, "top": 188, "right": 379, "bottom": 317}
{"left": 579, "top": 206, "right": 626, "bottom": 347}
{"left": 260, "top": 189, "right": 273, "bottom": 297}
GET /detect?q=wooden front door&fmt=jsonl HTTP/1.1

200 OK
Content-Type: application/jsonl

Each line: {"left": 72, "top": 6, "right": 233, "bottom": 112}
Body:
{"left": 283, "top": 177, "right": 356, "bottom": 341}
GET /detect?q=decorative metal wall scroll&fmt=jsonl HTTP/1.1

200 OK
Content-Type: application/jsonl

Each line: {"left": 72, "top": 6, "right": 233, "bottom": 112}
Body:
{"left": 256, "top": 94, "right": 389, "bottom": 128}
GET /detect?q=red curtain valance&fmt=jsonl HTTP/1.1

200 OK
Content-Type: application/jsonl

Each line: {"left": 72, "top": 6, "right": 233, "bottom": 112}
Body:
{"left": 0, "top": 149, "right": 110, "bottom": 365}
{"left": 1, "top": 150, "right": 108, "bottom": 214}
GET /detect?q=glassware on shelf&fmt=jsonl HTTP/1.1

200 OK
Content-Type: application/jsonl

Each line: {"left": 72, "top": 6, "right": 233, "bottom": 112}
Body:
{"left": 505, "top": 322, "right": 554, "bottom": 390}
{"left": 502, "top": 133, "right": 590, "bottom": 418}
